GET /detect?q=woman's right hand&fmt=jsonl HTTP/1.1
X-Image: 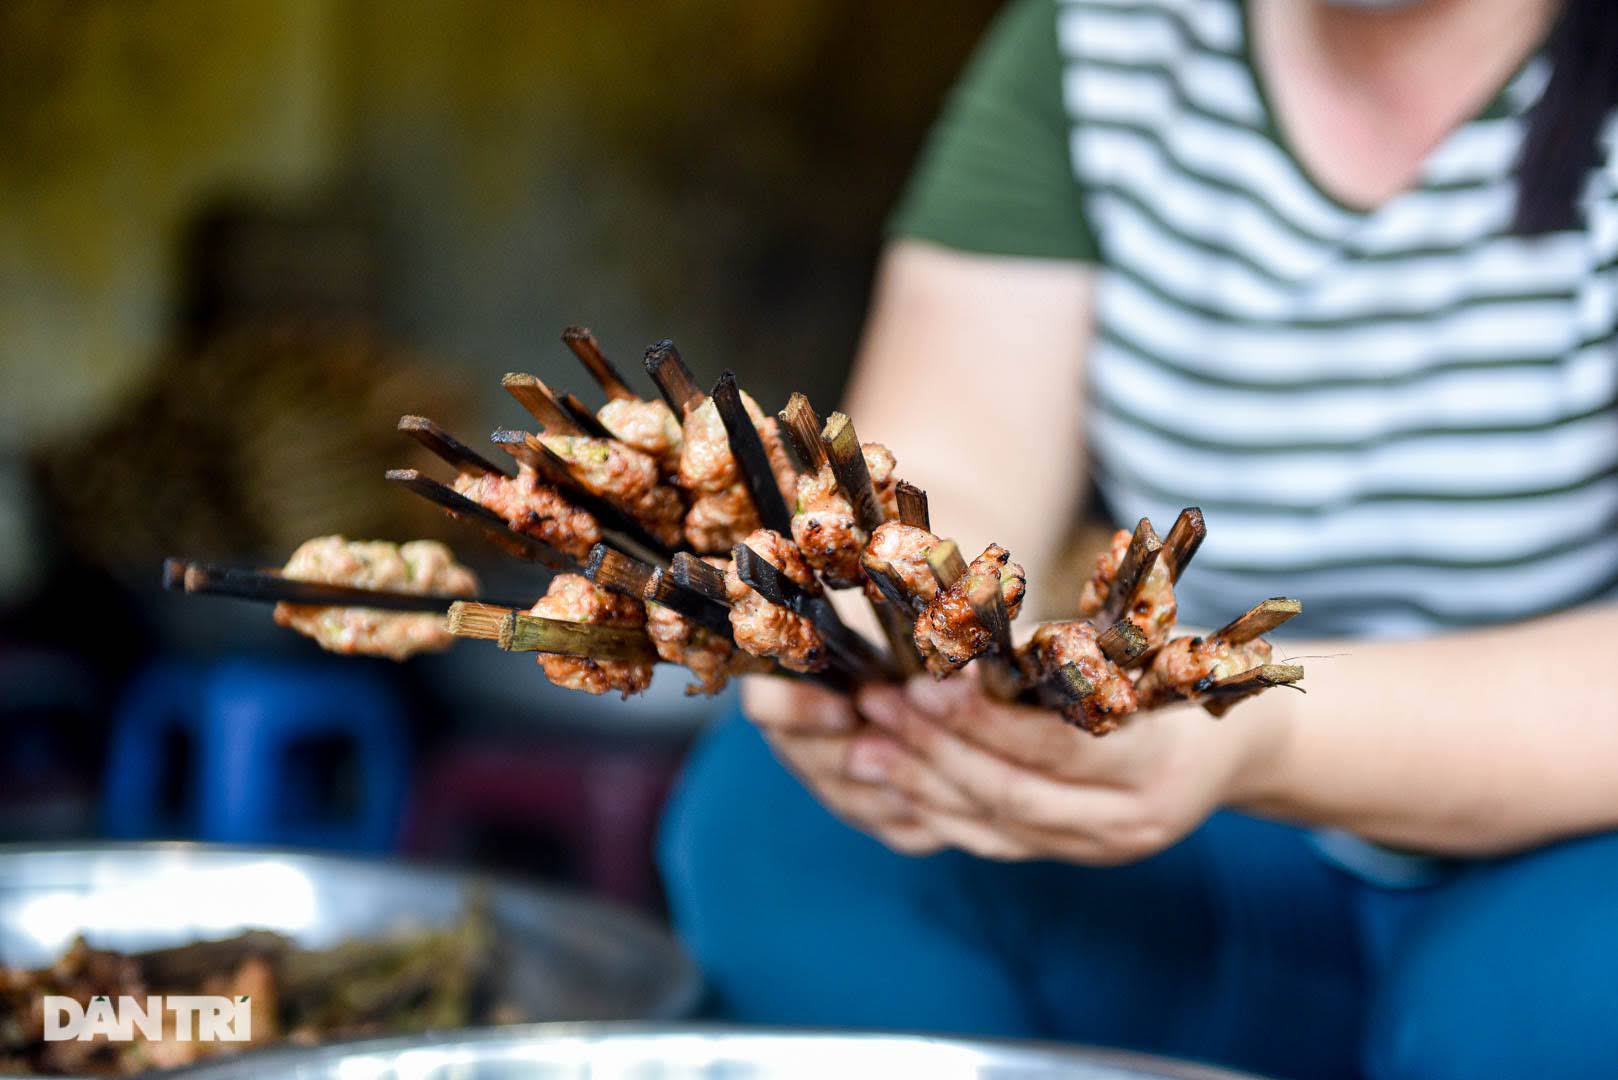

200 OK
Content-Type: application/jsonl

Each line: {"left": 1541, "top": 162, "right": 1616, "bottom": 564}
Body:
{"left": 739, "top": 675, "right": 944, "bottom": 855}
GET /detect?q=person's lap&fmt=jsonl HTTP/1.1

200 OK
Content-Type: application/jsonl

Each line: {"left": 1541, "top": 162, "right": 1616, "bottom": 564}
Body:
{"left": 660, "top": 711, "right": 1618, "bottom": 1079}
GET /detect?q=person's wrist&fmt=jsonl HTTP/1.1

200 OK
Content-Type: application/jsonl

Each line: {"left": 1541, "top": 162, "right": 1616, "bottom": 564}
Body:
{"left": 1221, "top": 687, "right": 1300, "bottom": 811}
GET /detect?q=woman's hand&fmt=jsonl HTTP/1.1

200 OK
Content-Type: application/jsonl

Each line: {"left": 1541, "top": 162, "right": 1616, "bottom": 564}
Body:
{"left": 849, "top": 671, "right": 1292, "bottom": 864}
{"left": 739, "top": 676, "right": 954, "bottom": 855}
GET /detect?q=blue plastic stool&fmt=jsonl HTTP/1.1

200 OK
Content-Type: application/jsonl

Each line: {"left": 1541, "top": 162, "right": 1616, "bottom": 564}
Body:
{"left": 103, "top": 659, "right": 408, "bottom": 852}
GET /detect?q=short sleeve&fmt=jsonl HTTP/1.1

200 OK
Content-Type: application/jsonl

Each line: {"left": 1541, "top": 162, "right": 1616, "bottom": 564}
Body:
{"left": 887, "top": 0, "right": 1097, "bottom": 261}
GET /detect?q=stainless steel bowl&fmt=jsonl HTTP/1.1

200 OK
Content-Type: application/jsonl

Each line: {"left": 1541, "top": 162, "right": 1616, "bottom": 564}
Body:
{"left": 0, "top": 843, "right": 700, "bottom": 1073}
{"left": 162, "top": 1024, "right": 1267, "bottom": 1079}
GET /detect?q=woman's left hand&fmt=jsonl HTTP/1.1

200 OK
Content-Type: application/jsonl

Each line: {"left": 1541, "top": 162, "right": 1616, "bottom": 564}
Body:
{"left": 851, "top": 670, "right": 1291, "bottom": 864}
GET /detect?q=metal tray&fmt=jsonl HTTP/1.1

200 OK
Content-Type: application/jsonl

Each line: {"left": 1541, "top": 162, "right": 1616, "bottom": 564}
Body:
{"left": 163, "top": 1023, "right": 1267, "bottom": 1079}
{"left": 0, "top": 843, "right": 700, "bottom": 1074}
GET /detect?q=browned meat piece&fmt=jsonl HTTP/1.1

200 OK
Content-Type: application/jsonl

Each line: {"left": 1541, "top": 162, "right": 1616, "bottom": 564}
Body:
{"left": 791, "top": 442, "right": 899, "bottom": 588}
{"left": 864, "top": 521, "right": 942, "bottom": 605}
{"left": 453, "top": 464, "right": 601, "bottom": 559}
{"left": 272, "top": 537, "right": 478, "bottom": 661}
{"left": 676, "top": 394, "right": 796, "bottom": 500}
{"left": 646, "top": 604, "right": 769, "bottom": 695}
{"left": 1019, "top": 621, "right": 1139, "bottom": 735}
{"left": 597, "top": 396, "right": 683, "bottom": 473}
{"left": 913, "top": 544, "right": 1026, "bottom": 677}
{"left": 530, "top": 574, "right": 654, "bottom": 697}
{"left": 723, "top": 530, "right": 828, "bottom": 673}
{"left": 538, "top": 434, "right": 685, "bottom": 548}
{"left": 1077, "top": 527, "right": 1177, "bottom": 648}
{"left": 682, "top": 482, "right": 758, "bottom": 554}
{"left": 1134, "top": 635, "right": 1274, "bottom": 710}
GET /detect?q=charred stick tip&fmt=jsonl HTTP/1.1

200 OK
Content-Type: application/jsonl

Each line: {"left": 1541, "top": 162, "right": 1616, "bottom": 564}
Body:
{"left": 397, "top": 415, "right": 510, "bottom": 478}
{"left": 562, "top": 326, "right": 636, "bottom": 401}
{"left": 1103, "top": 517, "right": 1164, "bottom": 623}
{"left": 1163, "top": 507, "right": 1207, "bottom": 583}
{"left": 501, "top": 372, "right": 583, "bottom": 435}
{"left": 895, "top": 481, "right": 930, "bottom": 531}
{"left": 643, "top": 338, "right": 705, "bottom": 413}
{"left": 778, "top": 392, "right": 828, "bottom": 472}
{"left": 1096, "top": 619, "right": 1149, "bottom": 665}
{"left": 671, "top": 552, "right": 731, "bottom": 605}
{"left": 585, "top": 542, "right": 656, "bottom": 598}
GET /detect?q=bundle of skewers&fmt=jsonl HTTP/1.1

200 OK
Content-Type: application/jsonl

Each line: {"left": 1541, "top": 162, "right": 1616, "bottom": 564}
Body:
{"left": 164, "top": 328, "right": 1304, "bottom": 734}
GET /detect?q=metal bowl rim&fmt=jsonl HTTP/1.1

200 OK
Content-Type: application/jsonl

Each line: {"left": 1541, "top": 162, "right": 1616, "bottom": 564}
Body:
{"left": 158, "top": 1021, "right": 1270, "bottom": 1080}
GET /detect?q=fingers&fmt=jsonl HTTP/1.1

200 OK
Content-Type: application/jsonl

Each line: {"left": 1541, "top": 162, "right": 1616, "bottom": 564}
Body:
{"left": 862, "top": 705, "right": 1136, "bottom": 834}
{"left": 763, "top": 730, "right": 945, "bottom": 856}
{"left": 741, "top": 674, "right": 858, "bottom": 735}
{"left": 909, "top": 806, "right": 1035, "bottom": 861}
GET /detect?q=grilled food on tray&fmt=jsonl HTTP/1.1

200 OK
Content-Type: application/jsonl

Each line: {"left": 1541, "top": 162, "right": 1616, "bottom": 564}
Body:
{"left": 166, "top": 326, "right": 1304, "bottom": 734}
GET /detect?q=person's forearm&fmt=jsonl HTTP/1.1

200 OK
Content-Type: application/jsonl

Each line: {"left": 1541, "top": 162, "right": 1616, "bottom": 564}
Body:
{"left": 1230, "top": 604, "right": 1618, "bottom": 856}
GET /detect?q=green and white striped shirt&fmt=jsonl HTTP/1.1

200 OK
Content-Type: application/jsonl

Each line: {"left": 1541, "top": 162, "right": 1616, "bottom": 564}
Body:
{"left": 892, "top": 0, "right": 1618, "bottom": 640}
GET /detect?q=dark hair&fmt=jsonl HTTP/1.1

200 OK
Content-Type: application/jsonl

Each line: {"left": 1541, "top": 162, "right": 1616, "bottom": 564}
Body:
{"left": 1513, "top": 0, "right": 1618, "bottom": 235}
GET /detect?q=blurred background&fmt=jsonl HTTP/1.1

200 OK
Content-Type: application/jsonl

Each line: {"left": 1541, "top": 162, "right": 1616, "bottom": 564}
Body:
{"left": 0, "top": 0, "right": 1007, "bottom": 910}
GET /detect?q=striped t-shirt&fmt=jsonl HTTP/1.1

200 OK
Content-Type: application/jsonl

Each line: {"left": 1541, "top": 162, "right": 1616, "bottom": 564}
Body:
{"left": 891, "top": 0, "right": 1618, "bottom": 639}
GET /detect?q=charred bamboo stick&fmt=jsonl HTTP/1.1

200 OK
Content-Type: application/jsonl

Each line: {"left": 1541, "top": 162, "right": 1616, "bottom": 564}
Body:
{"left": 164, "top": 559, "right": 529, "bottom": 613}
{"left": 965, "top": 570, "right": 1025, "bottom": 699}
{"left": 821, "top": 411, "right": 884, "bottom": 534}
{"left": 646, "top": 565, "right": 734, "bottom": 636}
{"left": 733, "top": 542, "right": 896, "bottom": 682}
{"left": 643, "top": 339, "right": 705, "bottom": 414}
{"left": 584, "top": 543, "right": 657, "bottom": 598}
{"left": 502, "top": 373, "right": 584, "bottom": 435}
{"left": 559, "top": 391, "right": 616, "bottom": 439}
{"left": 777, "top": 392, "right": 828, "bottom": 472}
{"left": 1100, "top": 517, "right": 1164, "bottom": 625}
{"left": 895, "top": 481, "right": 930, "bottom": 531}
{"left": 1212, "top": 598, "right": 1303, "bottom": 644}
{"left": 671, "top": 552, "right": 731, "bottom": 606}
{"left": 874, "top": 596, "right": 926, "bottom": 678}
{"left": 384, "top": 468, "right": 574, "bottom": 569}
{"left": 562, "top": 326, "right": 636, "bottom": 401}
{"left": 1162, "top": 507, "right": 1207, "bottom": 584}
{"left": 860, "top": 553, "right": 924, "bottom": 615}
{"left": 713, "top": 370, "right": 795, "bottom": 535}
{"left": 398, "top": 415, "right": 509, "bottom": 478}
{"left": 1096, "top": 619, "right": 1150, "bottom": 665}
{"left": 1200, "top": 662, "right": 1305, "bottom": 717}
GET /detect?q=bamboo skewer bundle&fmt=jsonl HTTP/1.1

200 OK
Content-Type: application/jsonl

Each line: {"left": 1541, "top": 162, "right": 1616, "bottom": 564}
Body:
{"left": 164, "top": 323, "right": 1305, "bottom": 728}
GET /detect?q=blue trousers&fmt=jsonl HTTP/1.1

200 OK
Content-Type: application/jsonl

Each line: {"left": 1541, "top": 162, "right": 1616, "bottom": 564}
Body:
{"left": 659, "top": 713, "right": 1618, "bottom": 1080}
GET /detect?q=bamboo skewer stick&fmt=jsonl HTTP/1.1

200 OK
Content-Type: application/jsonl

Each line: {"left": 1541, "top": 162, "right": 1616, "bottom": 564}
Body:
{"left": 585, "top": 543, "right": 657, "bottom": 599}
{"left": 732, "top": 542, "right": 896, "bottom": 682}
{"left": 646, "top": 566, "right": 735, "bottom": 636}
{"left": 559, "top": 391, "right": 616, "bottom": 439}
{"left": 1162, "top": 507, "right": 1207, "bottom": 584}
{"left": 1096, "top": 619, "right": 1150, "bottom": 665}
{"left": 501, "top": 373, "right": 584, "bottom": 435}
{"left": 925, "top": 539, "right": 969, "bottom": 591}
{"left": 777, "top": 393, "right": 828, "bottom": 472}
{"left": 1034, "top": 661, "right": 1096, "bottom": 712}
{"left": 446, "top": 601, "right": 656, "bottom": 660}
{"left": 163, "top": 559, "right": 531, "bottom": 613}
{"left": 895, "top": 482, "right": 930, "bottom": 531}
{"left": 384, "top": 468, "right": 575, "bottom": 569}
{"left": 488, "top": 429, "right": 674, "bottom": 564}
{"left": 966, "top": 571, "right": 1023, "bottom": 699}
{"left": 1212, "top": 598, "right": 1303, "bottom": 644}
{"left": 643, "top": 339, "right": 706, "bottom": 414}
{"left": 671, "top": 552, "right": 731, "bottom": 606}
{"left": 712, "top": 370, "right": 795, "bottom": 535}
{"left": 1100, "top": 517, "right": 1165, "bottom": 625}
{"left": 445, "top": 601, "right": 511, "bottom": 640}
{"left": 821, "top": 412, "right": 884, "bottom": 534}
{"left": 1201, "top": 663, "right": 1305, "bottom": 717}
{"left": 562, "top": 326, "right": 636, "bottom": 401}
{"left": 398, "top": 415, "right": 510, "bottom": 478}
{"left": 861, "top": 555, "right": 922, "bottom": 614}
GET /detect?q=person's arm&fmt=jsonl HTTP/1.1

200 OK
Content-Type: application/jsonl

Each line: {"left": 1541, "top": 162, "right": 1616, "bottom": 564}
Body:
{"left": 846, "top": 601, "right": 1618, "bottom": 863}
